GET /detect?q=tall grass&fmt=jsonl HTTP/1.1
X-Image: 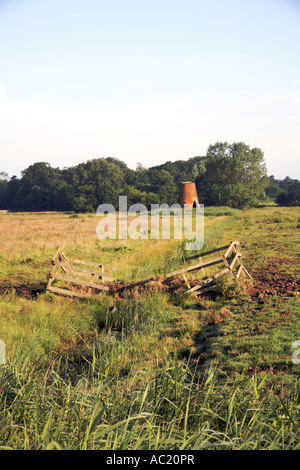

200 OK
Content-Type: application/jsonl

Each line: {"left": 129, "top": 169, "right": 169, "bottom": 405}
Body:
{"left": 1, "top": 357, "right": 299, "bottom": 450}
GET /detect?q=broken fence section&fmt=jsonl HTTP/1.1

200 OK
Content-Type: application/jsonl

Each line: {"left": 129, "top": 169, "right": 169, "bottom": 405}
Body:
{"left": 47, "top": 241, "right": 252, "bottom": 299}
{"left": 166, "top": 240, "right": 253, "bottom": 296}
{"left": 47, "top": 249, "right": 114, "bottom": 298}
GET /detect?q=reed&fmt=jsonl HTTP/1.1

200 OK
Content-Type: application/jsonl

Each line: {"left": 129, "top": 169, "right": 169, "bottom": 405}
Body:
{"left": 0, "top": 356, "right": 299, "bottom": 450}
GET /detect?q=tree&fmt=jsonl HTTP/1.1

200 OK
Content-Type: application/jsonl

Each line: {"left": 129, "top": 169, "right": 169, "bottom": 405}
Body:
{"left": 148, "top": 169, "right": 178, "bottom": 205}
{"left": 66, "top": 158, "right": 126, "bottom": 212}
{"left": 265, "top": 175, "right": 281, "bottom": 200}
{"left": 276, "top": 180, "right": 300, "bottom": 206}
{"left": 0, "top": 172, "right": 9, "bottom": 181}
{"left": 16, "top": 162, "right": 69, "bottom": 211}
{"left": 135, "top": 163, "right": 151, "bottom": 192}
{"left": 203, "top": 141, "right": 269, "bottom": 208}
{"left": 0, "top": 146, "right": 275, "bottom": 212}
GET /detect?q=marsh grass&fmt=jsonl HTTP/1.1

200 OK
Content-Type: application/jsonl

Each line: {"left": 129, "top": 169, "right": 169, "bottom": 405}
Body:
{"left": 0, "top": 356, "right": 299, "bottom": 450}
{"left": 0, "top": 207, "right": 299, "bottom": 449}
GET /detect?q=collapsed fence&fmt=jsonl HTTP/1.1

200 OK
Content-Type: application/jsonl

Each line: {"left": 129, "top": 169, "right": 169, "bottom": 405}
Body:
{"left": 47, "top": 249, "right": 114, "bottom": 298}
{"left": 46, "top": 241, "right": 253, "bottom": 299}
{"left": 166, "top": 240, "right": 253, "bottom": 296}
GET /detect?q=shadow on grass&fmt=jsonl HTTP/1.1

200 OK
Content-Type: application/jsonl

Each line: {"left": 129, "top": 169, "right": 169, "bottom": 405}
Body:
{"left": 177, "top": 318, "right": 222, "bottom": 374}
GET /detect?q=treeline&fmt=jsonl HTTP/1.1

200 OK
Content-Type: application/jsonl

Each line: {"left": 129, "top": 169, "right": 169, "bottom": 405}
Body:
{"left": 0, "top": 141, "right": 299, "bottom": 212}
{"left": 265, "top": 175, "right": 300, "bottom": 206}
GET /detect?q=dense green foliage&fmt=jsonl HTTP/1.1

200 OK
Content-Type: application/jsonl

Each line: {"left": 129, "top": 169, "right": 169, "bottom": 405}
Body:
{"left": 266, "top": 176, "right": 300, "bottom": 206}
{"left": 0, "top": 141, "right": 298, "bottom": 211}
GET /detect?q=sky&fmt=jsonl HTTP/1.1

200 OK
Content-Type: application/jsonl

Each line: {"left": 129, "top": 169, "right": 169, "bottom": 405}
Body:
{"left": 0, "top": 0, "right": 299, "bottom": 179}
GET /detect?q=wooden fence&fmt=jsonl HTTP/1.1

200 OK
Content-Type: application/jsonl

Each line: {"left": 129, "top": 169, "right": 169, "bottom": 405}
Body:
{"left": 166, "top": 240, "right": 253, "bottom": 296}
{"left": 46, "top": 249, "right": 114, "bottom": 298}
{"left": 47, "top": 241, "right": 252, "bottom": 298}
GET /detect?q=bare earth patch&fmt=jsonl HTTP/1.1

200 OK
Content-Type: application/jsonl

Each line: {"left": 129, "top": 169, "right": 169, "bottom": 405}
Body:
{"left": 0, "top": 280, "right": 46, "bottom": 299}
{"left": 243, "top": 257, "right": 300, "bottom": 300}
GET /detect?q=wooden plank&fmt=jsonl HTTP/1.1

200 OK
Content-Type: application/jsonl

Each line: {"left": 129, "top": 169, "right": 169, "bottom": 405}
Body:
{"left": 166, "top": 256, "right": 224, "bottom": 278}
{"left": 198, "top": 256, "right": 206, "bottom": 276}
{"left": 52, "top": 261, "right": 114, "bottom": 280}
{"left": 222, "top": 255, "right": 235, "bottom": 279}
{"left": 51, "top": 274, "right": 109, "bottom": 291}
{"left": 224, "top": 241, "right": 240, "bottom": 259}
{"left": 223, "top": 241, "right": 234, "bottom": 259}
{"left": 198, "top": 284, "right": 217, "bottom": 294}
{"left": 69, "top": 258, "right": 103, "bottom": 269}
{"left": 47, "top": 286, "right": 89, "bottom": 298}
{"left": 231, "top": 243, "right": 242, "bottom": 268}
{"left": 55, "top": 252, "right": 67, "bottom": 274}
{"left": 47, "top": 265, "right": 56, "bottom": 289}
{"left": 52, "top": 248, "right": 61, "bottom": 262}
{"left": 229, "top": 252, "right": 241, "bottom": 270}
{"left": 59, "top": 251, "right": 67, "bottom": 263}
{"left": 236, "top": 264, "right": 243, "bottom": 279}
{"left": 182, "top": 274, "right": 191, "bottom": 289}
{"left": 186, "top": 267, "right": 230, "bottom": 294}
{"left": 190, "top": 256, "right": 224, "bottom": 271}
{"left": 242, "top": 266, "right": 253, "bottom": 281}
{"left": 59, "top": 252, "right": 77, "bottom": 278}
{"left": 232, "top": 243, "right": 239, "bottom": 255}
{"left": 190, "top": 284, "right": 217, "bottom": 296}
{"left": 184, "top": 244, "right": 231, "bottom": 262}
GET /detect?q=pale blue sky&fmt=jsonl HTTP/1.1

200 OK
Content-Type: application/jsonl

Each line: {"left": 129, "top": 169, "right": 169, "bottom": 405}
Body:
{"left": 0, "top": 0, "right": 299, "bottom": 178}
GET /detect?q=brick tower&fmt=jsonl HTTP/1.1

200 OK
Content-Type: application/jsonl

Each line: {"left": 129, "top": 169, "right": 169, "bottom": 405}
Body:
{"left": 179, "top": 182, "right": 199, "bottom": 209}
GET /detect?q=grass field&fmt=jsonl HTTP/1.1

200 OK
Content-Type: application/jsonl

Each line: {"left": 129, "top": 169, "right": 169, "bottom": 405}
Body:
{"left": 0, "top": 206, "right": 299, "bottom": 450}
